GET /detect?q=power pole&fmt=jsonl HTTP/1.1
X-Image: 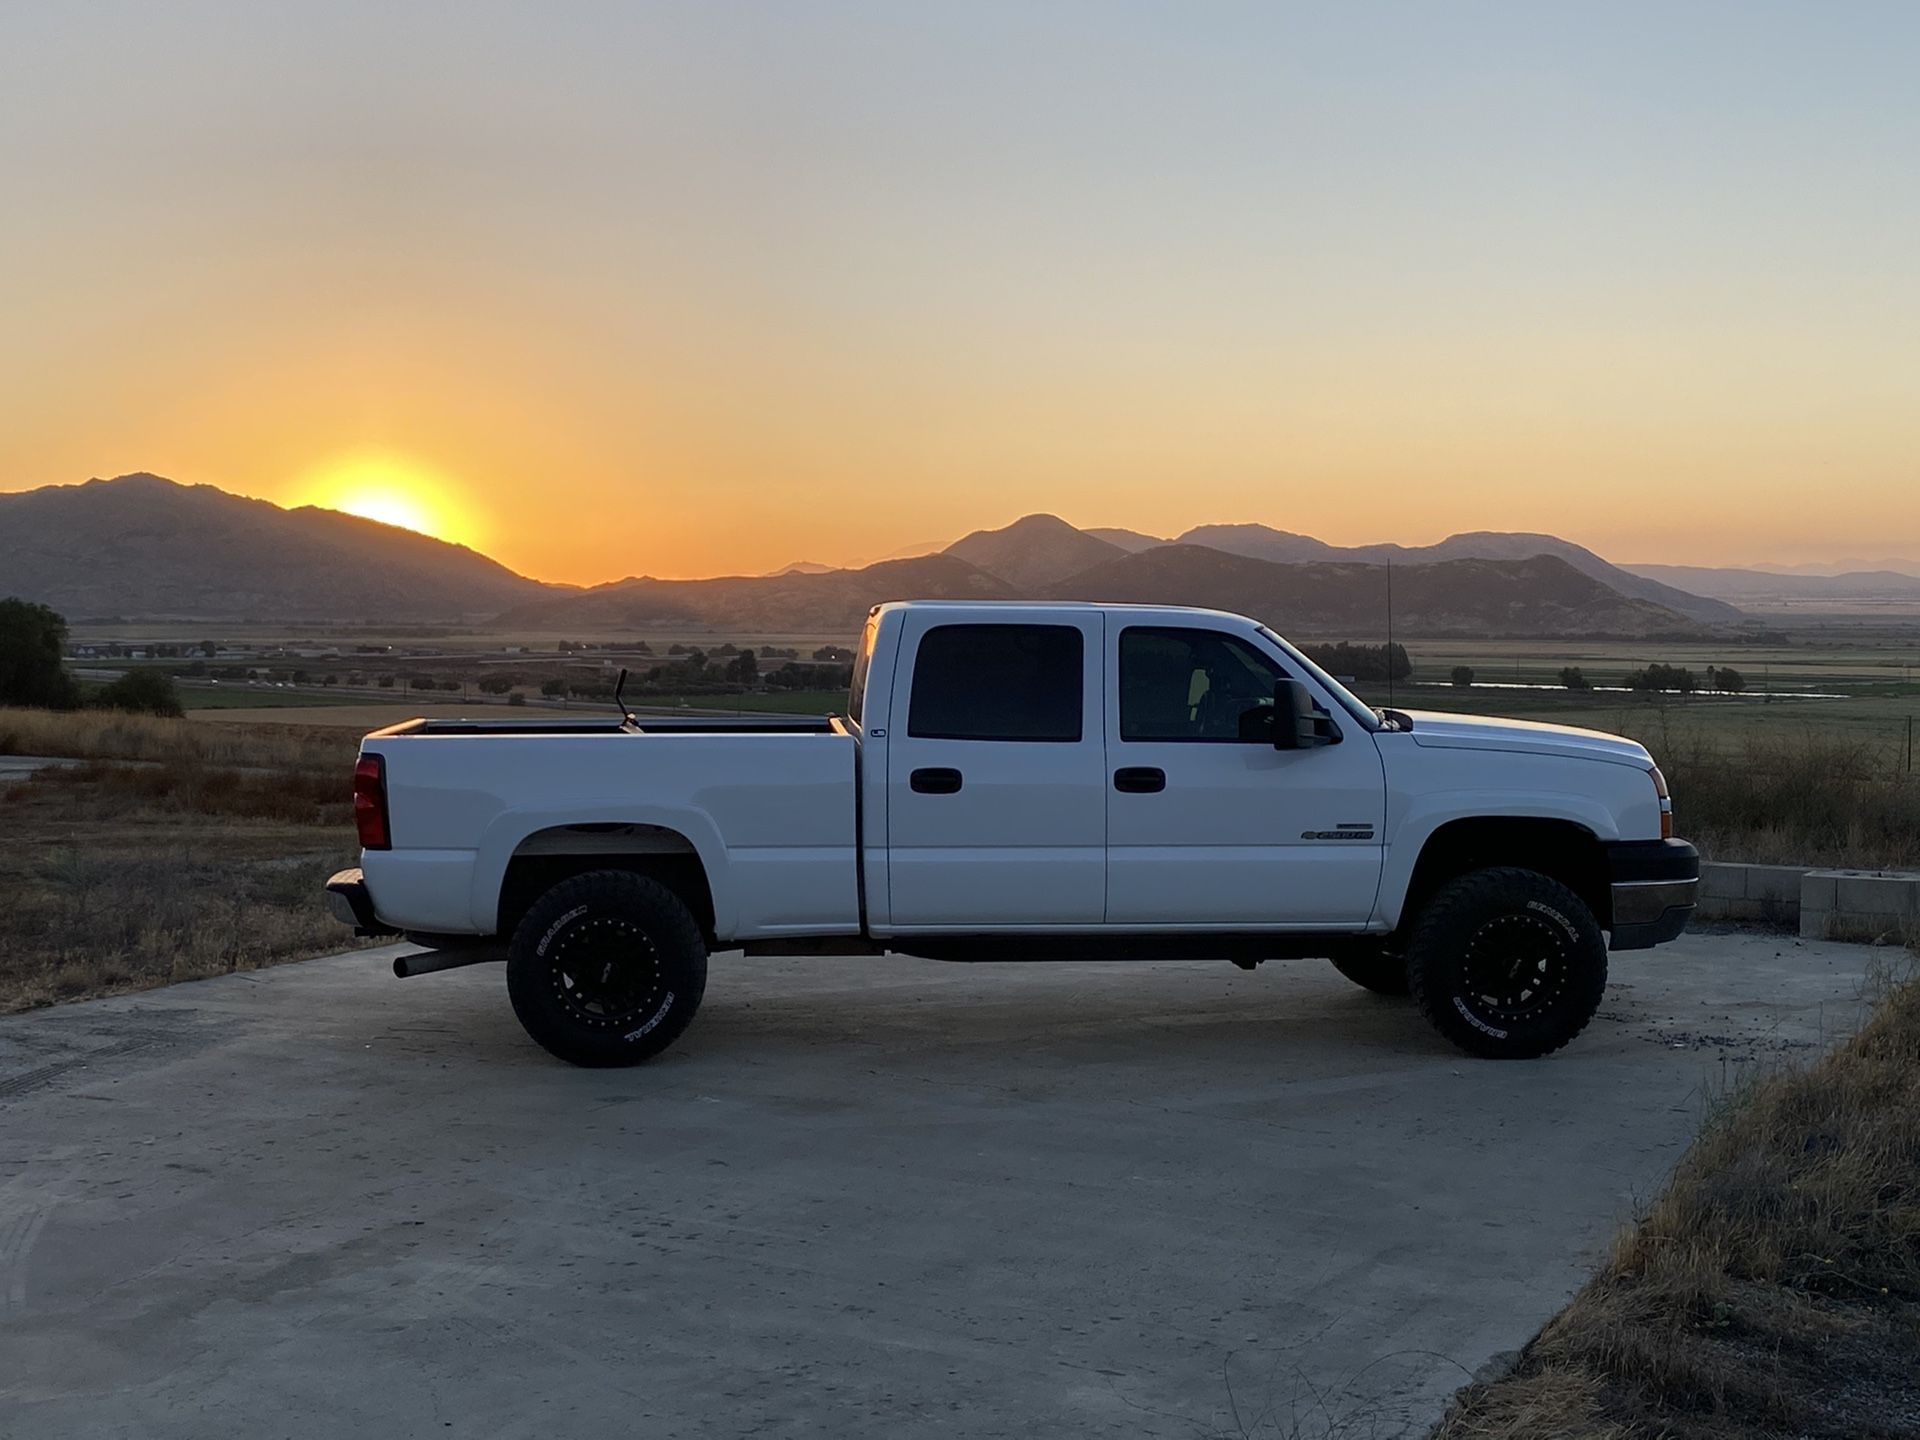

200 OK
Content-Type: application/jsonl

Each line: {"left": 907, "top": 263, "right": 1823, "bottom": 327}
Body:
{"left": 1384, "top": 559, "right": 1395, "bottom": 709}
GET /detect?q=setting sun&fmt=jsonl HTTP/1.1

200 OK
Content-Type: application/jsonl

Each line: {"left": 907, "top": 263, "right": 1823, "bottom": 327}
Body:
{"left": 299, "top": 455, "right": 479, "bottom": 549}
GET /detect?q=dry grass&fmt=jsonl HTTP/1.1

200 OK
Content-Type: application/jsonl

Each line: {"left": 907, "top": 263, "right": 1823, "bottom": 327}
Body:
{"left": 1434, "top": 966, "right": 1920, "bottom": 1439}
{"left": 1623, "top": 717, "right": 1920, "bottom": 870}
{"left": 0, "top": 703, "right": 358, "bottom": 771}
{"left": 0, "top": 710, "right": 369, "bottom": 1012}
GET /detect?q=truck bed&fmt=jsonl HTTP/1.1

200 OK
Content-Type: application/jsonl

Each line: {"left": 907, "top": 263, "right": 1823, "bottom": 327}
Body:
{"left": 360, "top": 718, "right": 862, "bottom": 939}
{"left": 371, "top": 716, "right": 841, "bottom": 738}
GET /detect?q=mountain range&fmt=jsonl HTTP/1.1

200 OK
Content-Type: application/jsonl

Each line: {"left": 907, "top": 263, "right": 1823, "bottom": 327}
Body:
{"left": 1620, "top": 563, "right": 1920, "bottom": 604}
{"left": 503, "top": 511, "right": 1711, "bottom": 637}
{"left": 0, "top": 469, "right": 1867, "bottom": 637}
{"left": 0, "top": 474, "right": 559, "bottom": 622}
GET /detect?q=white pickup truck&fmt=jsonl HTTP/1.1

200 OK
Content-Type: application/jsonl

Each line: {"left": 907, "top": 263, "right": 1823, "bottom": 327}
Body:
{"left": 327, "top": 601, "right": 1696, "bottom": 1066}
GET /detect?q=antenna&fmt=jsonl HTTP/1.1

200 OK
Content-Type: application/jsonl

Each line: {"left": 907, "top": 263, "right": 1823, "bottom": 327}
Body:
{"left": 613, "top": 666, "right": 635, "bottom": 727}
{"left": 1385, "top": 557, "right": 1395, "bottom": 709}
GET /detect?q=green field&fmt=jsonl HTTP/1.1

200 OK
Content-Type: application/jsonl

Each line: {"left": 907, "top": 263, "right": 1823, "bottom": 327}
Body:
{"left": 1329, "top": 629, "right": 1920, "bottom": 772}
{"left": 179, "top": 685, "right": 365, "bottom": 710}
{"left": 632, "top": 690, "right": 846, "bottom": 716}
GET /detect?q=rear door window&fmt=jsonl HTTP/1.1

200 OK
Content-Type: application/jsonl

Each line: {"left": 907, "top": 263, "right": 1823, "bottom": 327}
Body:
{"left": 907, "top": 624, "right": 1083, "bottom": 741}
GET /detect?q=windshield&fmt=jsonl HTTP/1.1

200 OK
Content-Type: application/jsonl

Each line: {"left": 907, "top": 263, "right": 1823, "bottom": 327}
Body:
{"left": 1256, "top": 626, "right": 1381, "bottom": 732}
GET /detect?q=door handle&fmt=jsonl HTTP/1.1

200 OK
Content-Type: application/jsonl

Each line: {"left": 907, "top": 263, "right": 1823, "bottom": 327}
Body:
{"left": 910, "top": 767, "right": 964, "bottom": 794}
{"left": 1113, "top": 766, "right": 1166, "bottom": 794}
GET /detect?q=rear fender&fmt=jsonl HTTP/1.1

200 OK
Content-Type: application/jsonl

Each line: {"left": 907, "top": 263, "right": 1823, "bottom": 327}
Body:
{"left": 470, "top": 805, "right": 732, "bottom": 937}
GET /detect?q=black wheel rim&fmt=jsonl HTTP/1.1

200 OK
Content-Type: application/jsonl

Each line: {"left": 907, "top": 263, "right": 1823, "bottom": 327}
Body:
{"left": 1458, "top": 912, "right": 1569, "bottom": 1026}
{"left": 546, "top": 915, "right": 665, "bottom": 1032}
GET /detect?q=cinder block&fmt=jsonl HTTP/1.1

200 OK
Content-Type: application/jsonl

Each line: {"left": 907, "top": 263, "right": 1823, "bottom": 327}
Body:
{"left": 1833, "top": 871, "right": 1920, "bottom": 923}
{"left": 1799, "top": 906, "right": 1831, "bottom": 940}
{"left": 1744, "top": 865, "right": 1809, "bottom": 906}
{"left": 1800, "top": 873, "right": 1839, "bottom": 913}
{"left": 1699, "top": 864, "right": 1746, "bottom": 901}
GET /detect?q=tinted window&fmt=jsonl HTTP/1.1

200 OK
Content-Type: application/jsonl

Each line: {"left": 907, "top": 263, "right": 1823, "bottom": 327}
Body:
{"left": 1119, "top": 627, "right": 1286, "bottom": 741}
{"left": 908, "top": 625, "right": 1083, "bottom": 742}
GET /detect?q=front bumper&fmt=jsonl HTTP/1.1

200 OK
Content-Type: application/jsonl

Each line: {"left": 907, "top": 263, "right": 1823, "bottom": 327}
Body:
{"left": 325, "top": 868, "right": 400, "bottom": 938}
{"left": 1606, "top": 838, "right": 1699, "bottom": 950}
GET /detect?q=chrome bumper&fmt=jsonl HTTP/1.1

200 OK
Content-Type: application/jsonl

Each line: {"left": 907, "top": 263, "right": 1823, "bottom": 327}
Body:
{"left": 325, "top": 868, "right": 399, "bottom": 937}
{"left": 1606, "top": 839, "right": 1699, "bottom": 950}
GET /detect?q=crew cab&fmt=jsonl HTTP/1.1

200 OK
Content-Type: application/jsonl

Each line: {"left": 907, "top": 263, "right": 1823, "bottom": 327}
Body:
{"left": 326, "top": 601, "right": 1697, "bottom": 1066}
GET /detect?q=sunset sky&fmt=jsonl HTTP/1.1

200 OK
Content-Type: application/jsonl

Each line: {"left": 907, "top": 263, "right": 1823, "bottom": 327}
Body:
{"left": 2, "top": 3, "right": 1916, "bottom": 583}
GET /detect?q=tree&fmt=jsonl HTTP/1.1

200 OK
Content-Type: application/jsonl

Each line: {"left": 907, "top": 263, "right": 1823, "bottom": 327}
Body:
{"left": 1300, "top": 642, "right": 1411, "bottom": 684}
{"left": 0, "top": 598, "right": 80, "bottom": 709}
{"left": 95, "top": 668, "right": 184, "bottom": 717}
{"left": 377, "top": 674, "right": 396, "bottom": 689}
{"left": 1625, "top": 663, "right": 1697, "bottom": 694}
{"left": 730, "top": 650, "right": 758, "bottom": 684}
{"left": 1451, "top": 665, "right": 1475, "bottom": 687}
{"left": 410, "top": 675, "right": 438, "bottom": 691}
{"left": 508, "top": 691, "right": 526, "bottom": 706}
{"left": 477, "top": 674, "right": 516, "bottom": 695}
{"left": 1559, "top": 666, "right": 1592, "bottom": 691}
{"left": 1708, "top": 665, "right": 1745, "bottom": 694}
{"left": 541, "top": 678, "right": 566, "bottom": 697}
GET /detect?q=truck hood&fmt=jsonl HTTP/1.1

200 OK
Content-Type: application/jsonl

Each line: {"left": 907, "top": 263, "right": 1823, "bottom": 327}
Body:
{"left": 1400, "top": 710, "right": 1653, "bottom": 769}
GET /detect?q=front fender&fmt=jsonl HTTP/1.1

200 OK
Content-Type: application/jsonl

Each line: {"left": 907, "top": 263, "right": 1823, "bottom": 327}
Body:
{"left": 1376, "top": 789, "right": 1620, "bottom": 929}
{"left": 469, "top": 803, "right": 734, "bottom": 937}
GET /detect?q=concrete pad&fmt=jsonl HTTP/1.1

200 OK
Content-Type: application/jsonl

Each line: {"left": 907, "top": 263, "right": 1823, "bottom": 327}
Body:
{"left": 0, "top": 933, "right": 1885, "bottom": 1439}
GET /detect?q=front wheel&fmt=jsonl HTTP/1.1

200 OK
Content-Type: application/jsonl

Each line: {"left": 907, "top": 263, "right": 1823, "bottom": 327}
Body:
{"left": 1405, "top": 868, "right": 1606, "bottom": 1059}
{"left": 507, "top": 871, "right": 708, "bottom": 1067}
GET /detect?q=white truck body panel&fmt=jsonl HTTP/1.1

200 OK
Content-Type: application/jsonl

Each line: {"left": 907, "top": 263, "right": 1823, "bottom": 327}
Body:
{"left": 362, "top": 730, "right": 861, "bottom": 937}
{"left": 351, "top": 600, "right": 1682, "bottom": 948}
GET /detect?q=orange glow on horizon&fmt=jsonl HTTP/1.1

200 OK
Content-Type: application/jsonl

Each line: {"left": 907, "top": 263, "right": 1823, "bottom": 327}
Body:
{"left": 297, "top": 454, "right": 481, "bottom": 550}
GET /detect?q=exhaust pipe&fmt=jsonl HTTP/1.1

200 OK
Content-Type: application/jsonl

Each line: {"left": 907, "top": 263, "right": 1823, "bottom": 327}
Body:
{"left": 393, "top": 946, "right": 507, "bottom": 979}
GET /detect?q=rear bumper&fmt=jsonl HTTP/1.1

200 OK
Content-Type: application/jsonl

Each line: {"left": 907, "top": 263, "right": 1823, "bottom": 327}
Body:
{"left": 1606, "top": 838, "right": 1699, "bottom": 951}
{"left": 325, "top": 868, "right": 400, "bottom": 938}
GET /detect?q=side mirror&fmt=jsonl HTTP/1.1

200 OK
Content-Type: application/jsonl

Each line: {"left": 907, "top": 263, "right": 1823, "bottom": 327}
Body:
{"left": 1273, "top": 679, "right": 1338, "bottom": 749}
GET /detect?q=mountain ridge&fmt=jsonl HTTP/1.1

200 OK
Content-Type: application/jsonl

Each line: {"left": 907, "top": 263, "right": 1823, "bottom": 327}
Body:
{"left": 0, "top": 474, "right": 1737, "bottom": 635}
{"left": 0, "top": 473, "right": 559, "bottom": 621}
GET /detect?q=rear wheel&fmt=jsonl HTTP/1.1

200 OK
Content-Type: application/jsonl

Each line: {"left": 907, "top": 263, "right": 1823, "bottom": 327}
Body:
{"left": 506, "top": 871, "right": 708, "bottom": 1067}
{"left": 1406, "top": 868, "right": 1606, "bottom": 1059}
{"left": 1327, "top": 943, "right": 1409, "bottom": 996}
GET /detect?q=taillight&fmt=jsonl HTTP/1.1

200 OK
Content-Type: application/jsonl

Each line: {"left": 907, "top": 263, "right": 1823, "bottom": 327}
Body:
{"left": 354, "top": 753, "right": 391, "bottom": 850}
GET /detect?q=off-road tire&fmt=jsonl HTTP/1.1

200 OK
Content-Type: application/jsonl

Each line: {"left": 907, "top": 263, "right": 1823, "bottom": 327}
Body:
{"left": 507, "top": 871, "right": 708, "bottom": 1067}
{"left": 1406, "top": 867, "right": 1606, "bottom": 1059}
{"left": 1327, "top": 944, "right": 1410, "bottom": 996}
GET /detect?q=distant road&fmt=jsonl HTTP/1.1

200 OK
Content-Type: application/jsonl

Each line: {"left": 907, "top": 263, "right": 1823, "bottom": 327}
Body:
{"left": 0, "top": 756, "right": 83, "bottom": 781}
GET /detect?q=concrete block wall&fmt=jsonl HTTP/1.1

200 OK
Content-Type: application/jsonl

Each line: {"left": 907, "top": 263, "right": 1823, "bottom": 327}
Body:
{"left": 1693, "top": 861, "right": 1920, "bottom": 942}
{"left": 1695, "top": 863, "right": 1805, "bottom": 925}
{"left": 1800, "top": 869, "right": 1920, "bottom": 941}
